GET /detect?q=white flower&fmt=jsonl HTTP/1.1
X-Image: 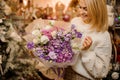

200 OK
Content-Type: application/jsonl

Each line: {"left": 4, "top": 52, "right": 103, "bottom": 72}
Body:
{"left": 33, "top": 38, "right": 40, "bottom": 44}
{"left": 48, "top": 51, "right": 57, "bottom": 59}
{"left": 32, "top": 29, "right": 41, "bottom": 36}
{"left": 44, "top": 25, "right": 52, "bottom": 30}
{"left": 40, "top": 35, "right": 49, "bottom": 44}
{"left": 71, "top": 39, "right": 81, "bottom": 54}
{"left": 51, "top": 31, "right": 57, "bottom": 38}
{"left": 111, "top": 72, "right": 119, "bottom": 80}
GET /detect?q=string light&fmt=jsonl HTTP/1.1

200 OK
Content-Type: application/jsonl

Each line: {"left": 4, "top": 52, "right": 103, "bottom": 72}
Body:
{"left": 115, "top": 16, "right": 120, "bottom": 22}
{"left": 118, "top": 16, "right": 120, "bottom": 20}
{"left": 23, "top": 0, "right": 28, "bottom": 7}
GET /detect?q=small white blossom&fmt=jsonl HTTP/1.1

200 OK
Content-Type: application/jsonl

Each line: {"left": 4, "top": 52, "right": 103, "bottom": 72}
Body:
{"left": 51, "top": 31, "right": 57, "bottom": 38}
{"left": 32, "top": 29, "right": 41, "bottom": 36}
{"left": 33, "top": 38, "right": 40, "bottom": 44}
{"left": 40, "top": 35, "right": 49, "bottom": 44}
{"left": 71, "top": 39, "right": 81, "bottom": 54}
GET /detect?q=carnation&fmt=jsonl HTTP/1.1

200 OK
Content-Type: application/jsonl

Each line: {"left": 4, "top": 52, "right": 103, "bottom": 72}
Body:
{"left": 27, "top": 21, "right": 82, "bottom": 68}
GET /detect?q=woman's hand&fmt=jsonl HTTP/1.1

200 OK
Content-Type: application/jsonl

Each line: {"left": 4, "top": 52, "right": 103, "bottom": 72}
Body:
{"left": 81, "top": 36, "right": 92, "bottom": 50}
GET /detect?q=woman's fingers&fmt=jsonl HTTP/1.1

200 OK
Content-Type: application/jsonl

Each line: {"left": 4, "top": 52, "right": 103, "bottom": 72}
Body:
{"left": 86, "top": 36, "right": 92, "bottom": 45}
{"left": 81, "top": 36, "right": 92, "bottom": 50}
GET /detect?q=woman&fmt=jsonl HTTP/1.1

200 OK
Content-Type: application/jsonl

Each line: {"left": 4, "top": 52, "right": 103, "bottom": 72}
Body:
{"left": 64, "top": 0, "right": 112, "bottom": 80}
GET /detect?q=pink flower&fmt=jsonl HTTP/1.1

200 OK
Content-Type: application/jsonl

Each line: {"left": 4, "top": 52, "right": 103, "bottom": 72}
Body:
{"left": 41, "top": 29, "right": 53, "bottom": 39}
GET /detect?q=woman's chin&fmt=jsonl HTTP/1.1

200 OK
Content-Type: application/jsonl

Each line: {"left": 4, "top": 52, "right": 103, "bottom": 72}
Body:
{"left": 82, "top": 19, "right": 88, "bottom": 23}
{"left": 81, "top": 18, "right": 90, "bottom": 23}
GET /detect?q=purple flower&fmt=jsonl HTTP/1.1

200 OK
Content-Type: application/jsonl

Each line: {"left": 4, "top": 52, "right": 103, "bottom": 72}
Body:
{"left": 27, "top": 42, "right": 34, "bottom": 49}
{"left": 39, "top": 54, "right": 44, "bottom": 58}
{"left": 66, "top": 53, "right": 73, "bottom": 60}
{"left": 27, "top": 24, "right": 82, "bottom": 66}
{"left": 73, "top": 29, "right": 82, "bottom": 38}
{"left": 76, "top": 32, "right": 82, "bottom": 38}
{"left": 48, "top": 51, "right": 57, "bottom": 59}
{"left": 54, "top": 49, "right": 61, "bottom": 53}
{"left": 56, "top": 58, "right": 63, "bottom": 63}
{"left": 36, "top": 50, "right": 42, "bottom": 55}
{"left": 44, "top": 56, "right": 50, "bottom": 60}
{"left": 66, "top": 33, "right": 72, "bottom": 37}
{"left": 57, "top": 53, "right": 64, "bottom": 59}
{"left": 57, "top": 31, "right": 63, "bottom": 37}
{"left": 71, "top": 24, "right": 76, "bottom": 29}
{"left": 64, "top": 37, "right": 70, "bottom": 41}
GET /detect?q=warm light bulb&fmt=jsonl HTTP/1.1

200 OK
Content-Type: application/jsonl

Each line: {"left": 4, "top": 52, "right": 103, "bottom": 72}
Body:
{"left": 118, "top": 16, "right": 120, "bottom": 20}
{"left": 23, "top": 0, "right": 28, "bottom": 7}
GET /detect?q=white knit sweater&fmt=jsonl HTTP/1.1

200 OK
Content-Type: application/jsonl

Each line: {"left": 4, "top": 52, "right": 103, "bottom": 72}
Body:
{"left": 71, "top": 17, "right": 112, "bottom": 80}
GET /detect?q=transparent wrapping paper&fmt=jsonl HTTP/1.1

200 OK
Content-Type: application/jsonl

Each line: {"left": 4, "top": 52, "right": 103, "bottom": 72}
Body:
{"left": 33, "top": 48, "right": 80, "bottom": 68}
{"left": 24, "top": 19, "right": 82, "bottom": 68}
{"left": 23, "top": 19, "right": 70, "bottom": 42}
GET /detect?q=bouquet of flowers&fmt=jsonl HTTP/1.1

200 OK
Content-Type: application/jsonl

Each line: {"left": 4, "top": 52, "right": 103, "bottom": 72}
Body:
{"left": 26, "top": 20, "right": 82, "bottom": 68}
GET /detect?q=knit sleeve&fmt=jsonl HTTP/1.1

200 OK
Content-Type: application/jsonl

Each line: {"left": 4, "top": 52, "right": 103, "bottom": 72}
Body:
{"left": 81, "top": 32, "right": 112, "bottom": 78}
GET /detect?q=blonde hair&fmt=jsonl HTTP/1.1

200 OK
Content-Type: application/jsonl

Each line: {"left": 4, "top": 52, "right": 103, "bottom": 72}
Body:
{"left": 80, "top": 0, "right": 108, "bottom": 32}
